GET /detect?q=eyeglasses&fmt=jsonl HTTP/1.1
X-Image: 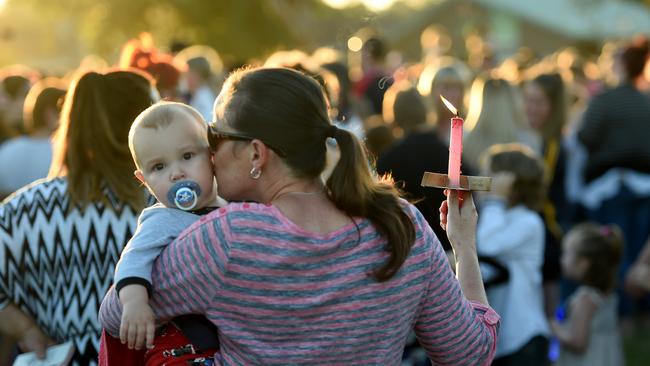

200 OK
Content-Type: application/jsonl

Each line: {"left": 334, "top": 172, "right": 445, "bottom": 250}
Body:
{"left": 208, "top": 124, "right": 287, "bottom": 157}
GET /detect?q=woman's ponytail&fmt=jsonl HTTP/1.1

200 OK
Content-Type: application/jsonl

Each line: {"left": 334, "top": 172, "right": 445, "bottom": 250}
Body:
{"left": 327, "top": 128, "right": 415, "bottom": 282}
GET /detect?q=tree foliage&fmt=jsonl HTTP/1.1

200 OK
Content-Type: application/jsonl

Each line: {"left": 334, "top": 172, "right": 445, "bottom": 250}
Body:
{"left": 11, "top": 0, "right": 301, "bottom": 61}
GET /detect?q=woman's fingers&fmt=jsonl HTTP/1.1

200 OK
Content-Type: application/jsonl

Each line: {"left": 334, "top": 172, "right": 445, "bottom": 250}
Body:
{"left": 460, "top": 191, "right": 478, "bottom": 227}
{"left": 462, "top": 190, "right": 477, "bottom": 215}
{"left": 448, "top": 189, "right": 459, "bottom": 217}
{"left": 439, "top": 199, "right": 448, "bottom": 230}
{"left": 16, "top": 325, "right": 54, "bottom": 359}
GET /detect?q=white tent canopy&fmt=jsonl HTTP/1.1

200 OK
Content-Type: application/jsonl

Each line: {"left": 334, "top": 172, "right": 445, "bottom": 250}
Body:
{"left": 475, "top": 0, "right": 650, "bottom": 40}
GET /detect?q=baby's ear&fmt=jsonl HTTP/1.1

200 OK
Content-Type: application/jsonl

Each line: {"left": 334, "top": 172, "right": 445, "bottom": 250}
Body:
{"left": 134, "top": 170, "right": 145, "bottom": 184}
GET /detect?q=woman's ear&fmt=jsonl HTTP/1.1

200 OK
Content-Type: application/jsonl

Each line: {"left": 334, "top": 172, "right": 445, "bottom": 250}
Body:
{"left": 249, "top": 139, "right": 270, "bottom": 169}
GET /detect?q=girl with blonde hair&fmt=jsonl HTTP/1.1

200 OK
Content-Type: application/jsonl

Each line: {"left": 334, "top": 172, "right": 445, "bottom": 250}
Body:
{"left": 464, "top": 75, "right": 535, "bottom": 169}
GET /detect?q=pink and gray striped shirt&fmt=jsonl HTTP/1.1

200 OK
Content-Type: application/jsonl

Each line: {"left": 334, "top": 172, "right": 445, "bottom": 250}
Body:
{"left": 99, "top": 201, "right": 499, "bottom": 365}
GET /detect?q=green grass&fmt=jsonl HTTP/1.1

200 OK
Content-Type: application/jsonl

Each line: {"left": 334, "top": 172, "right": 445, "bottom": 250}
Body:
{"left": 624, "top": 322, "right": 650, "bottom": 366}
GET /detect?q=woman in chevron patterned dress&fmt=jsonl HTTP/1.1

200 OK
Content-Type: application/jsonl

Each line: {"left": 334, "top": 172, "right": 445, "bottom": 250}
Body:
{"left": 0, "top": 69, "right": 155, "bottom": 365}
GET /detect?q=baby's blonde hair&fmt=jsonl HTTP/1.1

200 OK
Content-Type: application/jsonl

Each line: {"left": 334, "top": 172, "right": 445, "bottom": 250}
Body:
{"left": 129, "top": 101, "right": 207, "bottom": 168}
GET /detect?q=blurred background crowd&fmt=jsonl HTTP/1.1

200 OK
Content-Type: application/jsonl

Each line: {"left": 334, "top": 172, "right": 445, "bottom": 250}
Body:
{"left": 0, "top": 0, "right": 649, "bottom": 365}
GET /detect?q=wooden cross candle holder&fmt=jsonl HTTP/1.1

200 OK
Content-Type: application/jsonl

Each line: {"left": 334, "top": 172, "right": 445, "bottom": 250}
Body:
{"left": 421, "top": 172, "right": 492, "bottom": 191}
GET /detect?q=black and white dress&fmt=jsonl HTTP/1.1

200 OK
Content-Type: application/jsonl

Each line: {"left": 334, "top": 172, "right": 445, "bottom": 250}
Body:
{"left": 0, "top": 178, "right": 142, "bottom": 365}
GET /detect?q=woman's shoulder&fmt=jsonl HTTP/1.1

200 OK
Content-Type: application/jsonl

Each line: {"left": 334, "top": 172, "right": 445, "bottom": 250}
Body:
{"left": 1, "top": 177, "right": 68, "bottom": 208}
{"left": 197, "top": 200, "right": 426, "bottom": 239}
{"left": 194, "top": 199, "right": 428, "bottom": 236}
{"left": 195, "top": 201, "right": 279, "bottom": 228}
{"left": 215, "top": 201, "right": 274, "bottom": 216}
{"left": 397, "top": 198, "right": 439, "bottom": 249}
{"left": 397, "top": 198, "right": 425, "bottom": 224}
{"left": 0, "top": 178, "right": 69, "bottom": 231}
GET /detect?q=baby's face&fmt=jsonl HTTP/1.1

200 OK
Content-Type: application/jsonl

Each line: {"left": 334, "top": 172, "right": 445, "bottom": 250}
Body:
{"left": 135, "top": 119, "right": 215, "bottom": 209}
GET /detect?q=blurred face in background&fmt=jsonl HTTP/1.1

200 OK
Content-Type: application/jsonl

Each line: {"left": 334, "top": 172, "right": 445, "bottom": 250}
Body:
{"left": 186, "top": 69, "right": 201, "bottom": 92}
{"left": 0, "top": 88, "right": 8, "bottom": 120}
{"left": 524, "top": 81, "right": 550, "bottom": 130}
{"left": 560, "top": 233, "right": 588, "bottom": 283}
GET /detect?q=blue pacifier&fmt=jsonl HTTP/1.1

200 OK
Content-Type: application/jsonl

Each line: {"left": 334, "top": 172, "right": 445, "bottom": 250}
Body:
{"left": 167, "top": 180, "right": 202, "bottom": 211}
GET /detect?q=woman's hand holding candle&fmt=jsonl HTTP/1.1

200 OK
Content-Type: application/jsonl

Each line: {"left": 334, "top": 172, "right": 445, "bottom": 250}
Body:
{"left": 440, "top": 189, "right": 477, "bottom": 241}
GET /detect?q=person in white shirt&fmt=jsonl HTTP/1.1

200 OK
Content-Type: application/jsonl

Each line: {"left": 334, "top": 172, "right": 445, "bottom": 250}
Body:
{"left": 0, "top": 78, "right": 66, "bottom": 199}
{"left": 477, "top": 143, "right": 550, "bottom": 366}
{"left": 185, "top": 56, "right": 217, "bottom": 122}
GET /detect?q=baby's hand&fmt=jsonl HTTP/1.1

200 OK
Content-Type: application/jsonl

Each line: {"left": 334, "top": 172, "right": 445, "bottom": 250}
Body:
{"left": 120, "top": 299, "right": 155, "bottom": 350}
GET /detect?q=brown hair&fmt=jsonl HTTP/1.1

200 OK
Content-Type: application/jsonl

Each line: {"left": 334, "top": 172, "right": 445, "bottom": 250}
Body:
{"left": 213, "top": 67, "right": 415, "bottom": 282}
{"left": 129, "top": 101, "right": 206, "bottom": 168}
{"left": 382, "top": 81, "right": 427, "bottom": 131}
{"left": 363, "top": 37, "right": 387, "bottom": 62}
{"left": 528, "top": 73, "right": 566, "bottom": 141}
{"left": 482, "top": 143, "right": 545, "bottom": 210}
{"left": 565, "top": 222, "right": 624, "bottom": 292}
{"left": 48, "top": 69, "right": 154, "bottom": 211}
{"left": 620, "top": 35, "right": 649, "bottom": 80}
{"left": 119, "top": 40, "right": 180, "bottom": 94}
{"left": 22, "top": 78, "right": 67, "bottom": 134}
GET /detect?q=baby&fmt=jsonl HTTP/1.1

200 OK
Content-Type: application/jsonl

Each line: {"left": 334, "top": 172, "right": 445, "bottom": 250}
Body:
{"left": 114, "top": 101, "right": 221, "bottom": 358}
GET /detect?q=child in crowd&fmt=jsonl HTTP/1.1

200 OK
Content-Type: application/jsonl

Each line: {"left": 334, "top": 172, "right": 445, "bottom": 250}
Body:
{"left": 112, "top": 101, "right": 222, "bottom": 364}
{"left": 477, "top": 143, "right": 550, "bottom": 366}
{"left": 551, "top": 223, "right": 624, "bottom": 366}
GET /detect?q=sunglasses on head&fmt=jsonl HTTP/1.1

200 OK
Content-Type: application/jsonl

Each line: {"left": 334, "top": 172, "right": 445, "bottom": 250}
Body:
{"left": 208, "top": 124, "right": 287, "bottom": 157}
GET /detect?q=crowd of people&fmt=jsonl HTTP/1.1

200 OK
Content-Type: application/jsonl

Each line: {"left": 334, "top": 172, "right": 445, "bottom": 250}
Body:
{"left": 0, "top": 28, "right": 649, "bottom": 366}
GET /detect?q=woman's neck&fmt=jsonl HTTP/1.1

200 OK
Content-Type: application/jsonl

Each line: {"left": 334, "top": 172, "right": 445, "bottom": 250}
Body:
{"left": 269, "top": 180, "right": 326, "bottom": 204}
{"left": 267, "top": 178, "right": 351, "bottom": 235}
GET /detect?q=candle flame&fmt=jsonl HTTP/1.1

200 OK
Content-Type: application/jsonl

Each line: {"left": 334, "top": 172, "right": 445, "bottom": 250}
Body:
{"left": 440, "top": 95, "right": 458, "bottom": 116}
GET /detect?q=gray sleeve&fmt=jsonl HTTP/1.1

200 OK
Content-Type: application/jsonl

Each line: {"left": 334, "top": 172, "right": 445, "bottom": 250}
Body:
{"left": 114, "top": 205, "right": 200, "bottom": 285}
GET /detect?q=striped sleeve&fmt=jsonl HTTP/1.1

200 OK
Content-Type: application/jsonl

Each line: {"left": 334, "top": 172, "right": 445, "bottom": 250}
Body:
{"left": 99, "top": 210, "right": 231, "bottom": 336}
{"left": 413, "top": 212, "right": 499, "bottom": 366}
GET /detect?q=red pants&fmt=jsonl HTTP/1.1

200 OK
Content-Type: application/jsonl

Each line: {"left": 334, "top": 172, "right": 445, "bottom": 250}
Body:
{"left": 99, "top": 324, "right": 218, "bottom": 366}
{"left": 144, "top": 323, "right": 217, "bottom": 366}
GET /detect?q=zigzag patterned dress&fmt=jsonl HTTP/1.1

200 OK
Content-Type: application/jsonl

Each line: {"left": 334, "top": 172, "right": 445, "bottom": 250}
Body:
{"left": 0, "top": 178, "right": 141, "bottom": 365}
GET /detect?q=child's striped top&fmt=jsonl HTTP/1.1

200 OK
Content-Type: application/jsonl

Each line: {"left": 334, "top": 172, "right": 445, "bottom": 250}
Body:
{"left": 100, "top": 201, "right": 499, "bottom": 365}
